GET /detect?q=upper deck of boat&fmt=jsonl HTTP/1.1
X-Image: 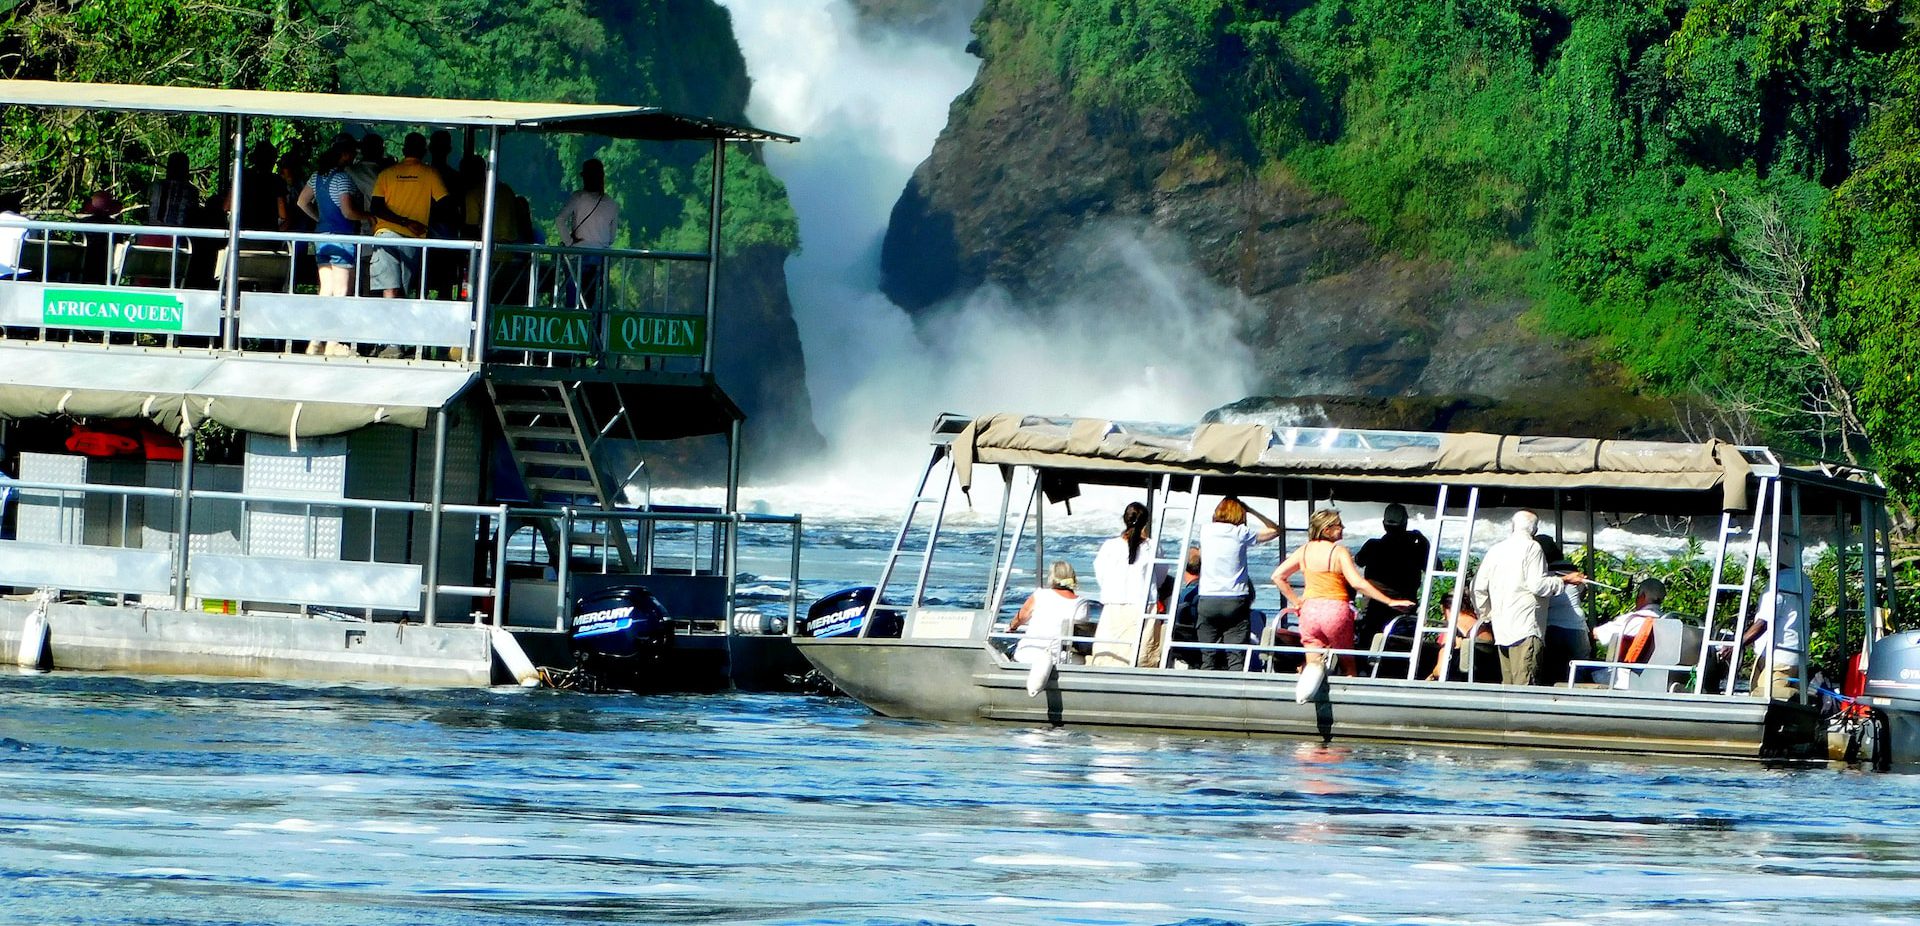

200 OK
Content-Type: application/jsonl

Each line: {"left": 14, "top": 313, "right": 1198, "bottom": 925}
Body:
{"left": 0, "top": 80, "right": 792, "bottom": 439}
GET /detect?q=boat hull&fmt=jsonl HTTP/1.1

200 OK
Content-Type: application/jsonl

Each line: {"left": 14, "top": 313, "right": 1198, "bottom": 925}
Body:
{"left": 797, "top": 636, "right": 1821, "bottom": 761}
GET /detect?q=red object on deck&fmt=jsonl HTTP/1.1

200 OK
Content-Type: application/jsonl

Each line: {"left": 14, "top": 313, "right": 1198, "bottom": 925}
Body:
{"left": 64, "top": 421, "right": 184, "bottom": 461}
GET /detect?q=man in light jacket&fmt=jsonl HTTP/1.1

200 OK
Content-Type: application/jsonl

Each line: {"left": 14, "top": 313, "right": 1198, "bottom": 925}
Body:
{"left": 1472, "top": 510, "right": 1586, "bottom": 685}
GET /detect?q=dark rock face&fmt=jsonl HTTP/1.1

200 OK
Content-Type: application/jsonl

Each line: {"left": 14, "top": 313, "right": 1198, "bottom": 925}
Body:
{"left": 880, "top": 0, "right": 1655, "bottom": 420}
{"left": 715, "top": 243, "right": 826, "bottom": 475}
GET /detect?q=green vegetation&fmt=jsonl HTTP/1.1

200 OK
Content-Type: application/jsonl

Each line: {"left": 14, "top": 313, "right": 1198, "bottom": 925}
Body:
{"left": 0, "top": 0, "right": 796, "bottom": 255}
{"left": 988, "top": 0, "right": 1920, "bottom": 507}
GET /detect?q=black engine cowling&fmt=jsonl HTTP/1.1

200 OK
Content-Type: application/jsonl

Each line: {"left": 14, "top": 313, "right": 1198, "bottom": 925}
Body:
{"left": 571, "top": 585, "right": 673, "bottom": 660}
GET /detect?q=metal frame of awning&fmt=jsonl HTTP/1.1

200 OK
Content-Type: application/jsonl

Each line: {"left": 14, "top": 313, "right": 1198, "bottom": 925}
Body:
{"left": 0, "top": 80, "right": 797, "bottom": 143}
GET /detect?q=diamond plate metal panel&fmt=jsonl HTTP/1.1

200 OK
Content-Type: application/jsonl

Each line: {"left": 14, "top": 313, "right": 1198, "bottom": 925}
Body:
{"left": 244, "top": 433, "right": 346, "bottom": 560}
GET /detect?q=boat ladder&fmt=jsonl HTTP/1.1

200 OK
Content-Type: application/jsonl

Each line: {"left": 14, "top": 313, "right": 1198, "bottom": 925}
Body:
{"left": 1143, "top": 473, "right": 1204, "bottom": 668}
{"left": 867, "top": 445, "right": 955, "bottom": 636}
{"left": 1696, "top": 473, "right": 1774, "bottom": 694}
{"left": 486, "top": 377, "right": 643, "bottom": 570}
{"left": 1399, "top": 485, "right": 1480, "bottom": 681}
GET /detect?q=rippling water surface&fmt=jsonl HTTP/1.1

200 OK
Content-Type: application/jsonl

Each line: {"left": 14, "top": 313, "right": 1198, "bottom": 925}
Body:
{"left": 4, "top": 675, "right": 1920, "bottom": 926}
{"left": 8, "top": 515, "right": 1920, "bottom": 925}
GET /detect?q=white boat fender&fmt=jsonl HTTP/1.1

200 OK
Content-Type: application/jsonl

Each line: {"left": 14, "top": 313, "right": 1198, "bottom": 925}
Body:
{"left": 16, "top": 588, "right": 53, "bottom": 671}
{"left": 1294, "top": 663, "right": 1326, "bottom": 703}
{"left": 490, "top": 627, "right": 543, "bottom": 688}
{"left": 1025, "top": 657, "right": 1055, "bottom": 698}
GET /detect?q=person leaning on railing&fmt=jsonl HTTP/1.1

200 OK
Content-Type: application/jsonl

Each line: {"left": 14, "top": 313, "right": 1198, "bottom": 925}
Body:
{"left": 296, "top": 137, "right": 371, "bottom": 356}
{"left": 368, "top": 132, "right": 448, "bottom": 302}
{"left": 1273, "top": 508, "right": 1414, "bottom": 697}
{"left": 555, "top": 158, "right": 617, "bottom": 311}
{"left": 1194, "top": 496, "right": 1281, "bottom": 672}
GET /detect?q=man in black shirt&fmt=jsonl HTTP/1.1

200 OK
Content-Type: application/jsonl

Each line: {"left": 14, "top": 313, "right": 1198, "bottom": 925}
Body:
{"left": 1354, "top": 503, "right": 1431, "bottom": 648}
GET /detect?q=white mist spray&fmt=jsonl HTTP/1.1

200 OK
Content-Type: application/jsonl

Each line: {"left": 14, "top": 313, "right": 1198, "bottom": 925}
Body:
{"left": 716, "top": 0, "right": 1258, "bottom": 518}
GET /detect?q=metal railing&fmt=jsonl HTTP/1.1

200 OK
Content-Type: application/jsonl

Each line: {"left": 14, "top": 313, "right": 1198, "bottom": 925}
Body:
{"left": 0, "top": 476, "right": 511, "bottom": 626}
{"left": 0, "top": 219, "right": 712, "bottom": 371}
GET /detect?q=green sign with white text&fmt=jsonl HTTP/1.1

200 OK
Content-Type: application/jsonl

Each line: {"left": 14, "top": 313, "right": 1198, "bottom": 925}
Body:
{"left": 42, "top": 288, "right": 186, "bottom": 332}
{"left": 490, "top": 306, "right": 593, "bottom": 353}
{"left": 612, "top": 313, "right": 705, "bottom": 357}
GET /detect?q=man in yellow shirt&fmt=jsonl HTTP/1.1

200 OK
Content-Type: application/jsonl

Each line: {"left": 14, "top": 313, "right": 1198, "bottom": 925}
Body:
{"left": 369, "top": 132, "right": 448, "bottom": 299}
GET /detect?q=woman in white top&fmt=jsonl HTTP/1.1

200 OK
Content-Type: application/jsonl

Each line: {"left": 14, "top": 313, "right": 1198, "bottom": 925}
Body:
{"left": 1094, "top": 502, "right": 1153, "bottom": 607}
{"left": 1195, "top": 496, "right": 1281, "bottom": 672}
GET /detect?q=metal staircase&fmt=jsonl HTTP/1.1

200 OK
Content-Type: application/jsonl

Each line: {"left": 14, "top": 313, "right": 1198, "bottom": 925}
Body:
{"left": 485, "top": 378, "right": 644, "bottom": 569}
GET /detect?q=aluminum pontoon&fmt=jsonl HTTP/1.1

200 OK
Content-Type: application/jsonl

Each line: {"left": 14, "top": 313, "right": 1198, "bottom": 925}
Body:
{"left": 796, "top": 413, "right": 1917, "bottom": 766}
{"left": 0, "top": 81, "right": 807, "bottom": 689}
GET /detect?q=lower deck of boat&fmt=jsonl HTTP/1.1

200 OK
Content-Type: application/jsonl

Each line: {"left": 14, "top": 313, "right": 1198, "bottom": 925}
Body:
{"left": 796, "top": 636, "right": 1826, "bottom": 762}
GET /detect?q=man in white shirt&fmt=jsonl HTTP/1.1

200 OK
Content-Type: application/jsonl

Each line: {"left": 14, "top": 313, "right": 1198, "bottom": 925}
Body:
{"left": 1592, "top": 578, "right": 1665, "bottom": 689}
{"left": 1471, "top": 510, "right": 1586, "bottom": 685}
{"left": 555, "top": 159, "right": 618, "bottom": 311}
{"left": 1742, "top": 553, "right": 1810, "bottom": 699}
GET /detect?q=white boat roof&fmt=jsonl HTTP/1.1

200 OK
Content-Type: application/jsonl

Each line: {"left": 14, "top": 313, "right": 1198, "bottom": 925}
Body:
{"left": 942, "top": 413, "right": 1875, "bottom": 512}
{"left": 0, "top": 80, "right": 796, "bottom": 143}
{"left": 0, "top": 344, "right": 476, "bottom": 437}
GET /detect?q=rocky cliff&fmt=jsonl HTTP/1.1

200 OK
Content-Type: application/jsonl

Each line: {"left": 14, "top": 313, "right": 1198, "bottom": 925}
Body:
{"left": 879, "top": 0, "right": 1640, "bottom": 410}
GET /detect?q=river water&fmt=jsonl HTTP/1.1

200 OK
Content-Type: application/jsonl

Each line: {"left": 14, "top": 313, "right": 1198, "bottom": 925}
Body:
{"left": 6, "top": 517, "right": 1920, "bottom": 925}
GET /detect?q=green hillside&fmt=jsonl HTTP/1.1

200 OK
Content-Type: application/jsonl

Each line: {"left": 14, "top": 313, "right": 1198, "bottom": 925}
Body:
{"left": 988, "top": 0, "right": 1919, "bottom": 501}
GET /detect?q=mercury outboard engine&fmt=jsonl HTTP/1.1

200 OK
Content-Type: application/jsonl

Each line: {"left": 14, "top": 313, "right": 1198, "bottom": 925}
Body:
{"left": 1865, "top": 630, "right": 1920, "bottom": 769}
{"left": 570, "top": 585, "right": 674, "bottom": 685}
{"left": 803, "top": 586, "right": 900, "bottom": 638}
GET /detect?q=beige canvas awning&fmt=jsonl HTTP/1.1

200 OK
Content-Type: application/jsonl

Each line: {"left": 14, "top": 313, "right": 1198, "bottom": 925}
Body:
{"left": 0, "top": 344, "right": 475, "bottom": 439}
{"left": 0, "top": 80, "right": 796, "bottom": 143}
{"left": 949, "top": 413, "right": 1755, "bottom": 510}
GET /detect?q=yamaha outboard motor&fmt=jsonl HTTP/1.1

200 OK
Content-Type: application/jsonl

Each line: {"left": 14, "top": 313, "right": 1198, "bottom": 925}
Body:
{"left": 1865, "top": 630, "right": 1920, "bottom": 768}
{"left": 802, "top": 586, "right": 901, "bottom": 638}
{"left": 570, "top": 586, "right": 674, "bottom": 686}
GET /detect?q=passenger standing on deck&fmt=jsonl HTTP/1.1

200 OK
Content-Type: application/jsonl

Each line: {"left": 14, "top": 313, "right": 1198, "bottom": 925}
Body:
{"left": 1009, "top": 561, "right": 1092, "bottom": 696}
{"left": 1091, "top": 502, "right": 1155, "bottom": 666}
{"left": 142, "top": 152, "right": 199, "bottom": 246}
{"left": 1274, "top": 509, "right": 1414, "bottom": 700}
{"left": 1471, "top": 510, "right": 1585, "bottom": 686}
{"left": 1354, "top": 503, "right": 1429, "bottom": 650}
{"left": 555, "top": 158, "right": 618, "bottom": 310}
{"left": 1194, "top": 497, "right": 1280, "bottom": 672}
{"left": 1535, "top": 536, "right": 1592, "bottom": 686}
{"left": 1743, "top": 552, "right": 1810, "bottom": 699}
{"left": 297, "top": 139, "right": 370, "bottom": 355}
{"left": 369, "top": 132, "right": 449, "bottom": 303}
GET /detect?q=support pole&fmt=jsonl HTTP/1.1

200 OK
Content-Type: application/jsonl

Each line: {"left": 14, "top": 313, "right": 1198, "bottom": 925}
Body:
{"left": 724, "top": 417, "right": 742, "bottom": 683}
{"left": 470, "top": 127, "right": 503, "bottom": 364}
{"left": 221, "top": 116, "right": 246, "bottom": 351}
{"left": 422, "top": 409, "right": 449, "bottom": 626}
{"left": 171, "top": 433, "right": 197, "bottom": 610}
{"left": 703, "top": 138, "right": 725, "bottom": 374}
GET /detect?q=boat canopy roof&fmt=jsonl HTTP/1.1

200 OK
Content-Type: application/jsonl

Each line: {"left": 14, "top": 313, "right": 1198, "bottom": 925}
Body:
{"left": 0, "top": 80, "right": 796, "bottom": 143}
{"left": 0, "top": 344, "right": 475, "bottom": 437}
{"left": 946, "top": 413, "right": 1883, "bottom": 513}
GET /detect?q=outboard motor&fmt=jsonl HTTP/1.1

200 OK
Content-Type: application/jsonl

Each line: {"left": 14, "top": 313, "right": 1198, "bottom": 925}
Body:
{"left": 1865, "top": 630, "right": 1920, "bottom": 768}
{"left": 570, "top": 585, "right": 674, "bottom": 681}
{"left": 802, "top": 586, "right": 900, "bottom": 638}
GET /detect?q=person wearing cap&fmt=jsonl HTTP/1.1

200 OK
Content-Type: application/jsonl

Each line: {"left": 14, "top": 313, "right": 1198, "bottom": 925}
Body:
{"left": 1535, "top": 535, "right": 1591, "bottom": 686}
{"left": 1355, "top": 502, "right": 1431, "bottom": 650}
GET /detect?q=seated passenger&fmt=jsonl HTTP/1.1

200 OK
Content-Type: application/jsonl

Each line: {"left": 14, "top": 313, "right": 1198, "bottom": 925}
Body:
{"left": 1592, "top": 578, "right": 1664, "bottom": 689}
{"left": 1427, "top": 599, "right": 1497, "bottom": 681}
{"left": 1009, "top": 560, "right": 1092, "bottom": 696}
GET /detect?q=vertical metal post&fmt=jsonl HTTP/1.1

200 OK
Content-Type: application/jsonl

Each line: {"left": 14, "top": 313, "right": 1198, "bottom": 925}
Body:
{"left": 471, "top": 127, "right": 503, "bottom": 364}
{"left": 221, "top": 116, "right": 246, "bottom": 351}
{"left": 422, "top": 410, "right": 449, "bottom": 626}
{"left": 1862, "top": 496, "right": 1883, "bottom": 669}
{"left": 1834, "top": 495, "right": 1851, "bottom": 676}
{"left": 987, "top": 466, "right": 1013, "bottom": 593}
{"left": 171, "top": 432, "right": 197, "bottom": 610}
{"left": 1583, "top": 491, "right": 1596, "bottom": 571}
{"left": 1033, "top": 483, "right": 1046, "bottom": 584}
{"left": 724, "top": 418, "right": 742, "bottom": 679}
{"left": 490, "top": 504, "right": 509, "bottom": 626}
{"left": 703, "top": 138, "right": 725, "bottom": 374}
{"left": 1552, "top": 492, "right": 1564, "bottom": 546}
{"left": 988, "top": 469, "right": 1037, "bottom": 620}
{"left": 787, "top": 516, "right": 802, "bottom": 635}
{"left": 1789, "top": 482, "right": 1806, "bottom": 705}
{"left": 556, "top": 507, "right": 573, "bottom": 628}
{"left": 1158, "top": 479, "right": 1204, "bottom": 668}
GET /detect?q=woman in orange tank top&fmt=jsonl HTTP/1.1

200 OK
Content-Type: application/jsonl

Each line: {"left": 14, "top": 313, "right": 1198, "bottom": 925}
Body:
{"left": 1273, "top": 509, "right": 1415, "bottom": 677}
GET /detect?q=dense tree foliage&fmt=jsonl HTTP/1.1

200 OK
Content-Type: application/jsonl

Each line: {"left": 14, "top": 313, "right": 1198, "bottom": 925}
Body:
{"left": 988, "top": 0, "right": 1920, "bottom": 506}
{"left": 0, "top": 0, "right": 796, "bottom": 255}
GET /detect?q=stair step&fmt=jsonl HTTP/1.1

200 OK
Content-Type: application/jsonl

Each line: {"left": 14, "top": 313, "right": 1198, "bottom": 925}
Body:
{"left": 528, "top": 476, "right": 600, "bottom": 497}
{"left": 508, "top": 426, "right": 581, "bottom": 443}
{"left": 517, "top": 451, "right": 592, "bottom": 468}
{"left": 500, "top": 401, "right": 570, "bottom": 415}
